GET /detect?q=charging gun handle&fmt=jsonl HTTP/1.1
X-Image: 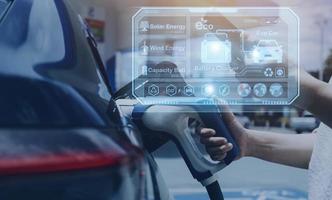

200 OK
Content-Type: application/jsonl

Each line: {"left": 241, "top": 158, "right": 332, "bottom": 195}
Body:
{"left": 197, "top": 110, "right": 240, "bottom": 165}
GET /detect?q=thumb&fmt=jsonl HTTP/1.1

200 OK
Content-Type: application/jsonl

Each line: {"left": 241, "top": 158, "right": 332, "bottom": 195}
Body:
{"left": 213, "top": 98, "right": 237, "bottom": 126}
{"left": 219, "top": 104, "right": 237, "bottom": 126}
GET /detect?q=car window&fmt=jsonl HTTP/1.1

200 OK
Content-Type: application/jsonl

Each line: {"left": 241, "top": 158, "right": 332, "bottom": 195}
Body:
{"left": 259, "top": 41, "right": 277, "bottom": 47}
{"left": 0, "top": 76, "right": 106, "bottom": 127}
{"left": 0, "top": 0, "right": 66, "bottom": 72}
{"left": 0, "top": 0, "right": 10, "bottom": 20}
{"left": 0, "top": 0, "right": 111, "bottom": 128}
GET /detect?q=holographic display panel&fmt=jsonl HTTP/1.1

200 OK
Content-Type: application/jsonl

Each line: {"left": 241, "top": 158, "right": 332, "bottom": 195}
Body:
{"left": 132, "top": 8, "right": 299, "bottom": 106}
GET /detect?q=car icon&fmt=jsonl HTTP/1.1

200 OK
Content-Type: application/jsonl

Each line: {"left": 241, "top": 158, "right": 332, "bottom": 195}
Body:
{"left": 252, "top": 40, "right": 283, "bottom": 64}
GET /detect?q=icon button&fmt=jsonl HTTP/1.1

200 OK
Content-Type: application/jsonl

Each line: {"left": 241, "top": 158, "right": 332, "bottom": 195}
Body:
{"left": 141, "top": 65, "right": 148, "bottom": 76}
{"left": 252, "top": 40, "right": 283, "bottom": 64}
{"left": 264, "top": 67, "right": 274, "bottom": 77}
{"left": 184, "top": 85, "right": 194, "bottom": 96}
{"left": 148, "top": 84, "right": 159, "bottom": 96}
{"left": 140, "top": 21, "right": 149, "bottom": 32}
{"left": 201, "top": 31, "right": 232, "bottom": 64}
{"left": 237, "top": 83, "right": 252, "bottom": 97}
{"left": 275, "top": 67, "right": 285, "bottom": 77}
{"left": 140, "top": 41, "right": 149, "bottom": 56}
{"left": 201, "top": 84, "right": 215, "bottom": 97}
{"left": 166, "top": 84, "right": 177, "bottom": 96}
{"left": 269, "top": 83, "right": 284, "bottom": 97}
{"left": 253, "top": 83, "right": 267, "bottom": 97}
{"left": 219, "top": 84, "right": 230, "bottom": 97}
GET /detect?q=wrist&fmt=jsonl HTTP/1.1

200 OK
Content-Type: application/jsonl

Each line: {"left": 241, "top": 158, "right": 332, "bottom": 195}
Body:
{"left": 244, "top": 130, "right": 260, "bottom": 157}
{"left": 239, "top": 129, "right": 254, "bottom": 157}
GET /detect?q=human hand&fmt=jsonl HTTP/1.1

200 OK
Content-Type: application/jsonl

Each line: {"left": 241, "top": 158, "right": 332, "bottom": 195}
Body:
{"left": 199, "top": 106, "right": 250, "bottom": 161}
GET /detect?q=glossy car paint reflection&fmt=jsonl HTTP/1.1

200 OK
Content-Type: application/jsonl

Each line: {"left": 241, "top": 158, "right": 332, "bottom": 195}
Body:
{"left": 0, "top": 0, "right": 150, "bottom": 199}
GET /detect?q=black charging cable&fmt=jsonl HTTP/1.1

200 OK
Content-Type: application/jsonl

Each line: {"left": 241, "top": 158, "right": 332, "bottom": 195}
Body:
{"left": 206, "top": 181, "right": 224, "bottom": 200}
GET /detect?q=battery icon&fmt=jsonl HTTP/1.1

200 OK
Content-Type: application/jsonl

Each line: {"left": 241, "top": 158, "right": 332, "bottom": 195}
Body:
{"left": 201, "top": 30, "right": 232, "bottom": 64}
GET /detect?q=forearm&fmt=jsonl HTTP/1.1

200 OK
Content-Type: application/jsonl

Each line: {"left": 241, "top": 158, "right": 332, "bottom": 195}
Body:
{"left": 294, "top": 71, "right": 332, "bottom": 128}
{"left": 307, "top": 82, "right": 332, "bottom": 127}
{"left": 246, "top": 130, "right": 316, "bottom": 169}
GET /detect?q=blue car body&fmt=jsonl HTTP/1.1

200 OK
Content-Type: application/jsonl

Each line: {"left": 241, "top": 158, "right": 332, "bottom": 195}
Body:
{"left": 0, "top": 0, "right": 167, "bottom": 199}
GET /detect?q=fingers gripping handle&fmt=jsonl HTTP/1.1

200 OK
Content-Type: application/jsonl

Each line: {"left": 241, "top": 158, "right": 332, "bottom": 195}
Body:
{"left": 132, "top": 105, "right": 239, "bottom": 183}
{"left": 197, "top": 111, "right": 240, "bottom": 165}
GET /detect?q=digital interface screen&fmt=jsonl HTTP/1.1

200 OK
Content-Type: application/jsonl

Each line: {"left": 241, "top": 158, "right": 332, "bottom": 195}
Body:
{"left": 132, "top": 8, "right": 299, "bottom": 106}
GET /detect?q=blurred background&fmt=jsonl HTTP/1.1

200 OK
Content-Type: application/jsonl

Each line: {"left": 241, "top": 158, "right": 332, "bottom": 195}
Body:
{"left": 69, "top": 0, "right": 332, "bottom": 199}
